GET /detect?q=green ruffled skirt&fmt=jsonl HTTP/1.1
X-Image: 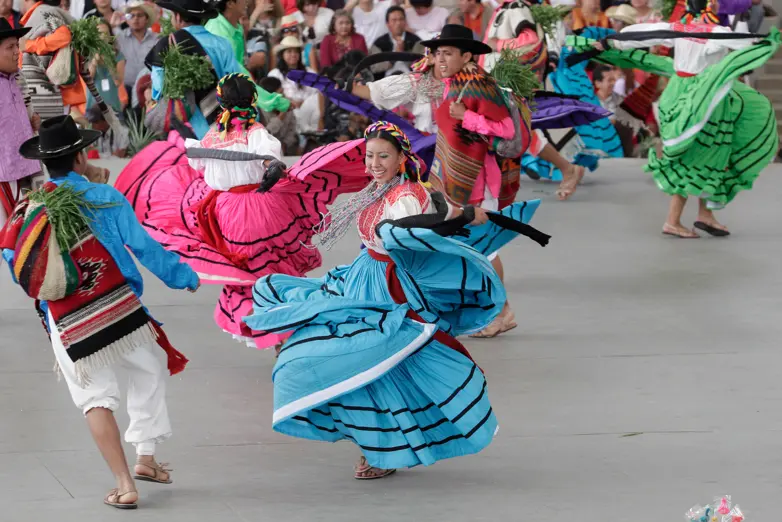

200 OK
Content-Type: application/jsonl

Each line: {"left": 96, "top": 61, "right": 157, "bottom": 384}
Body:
{"left": 567, "top": 29, "right": 780, "bottom": 206}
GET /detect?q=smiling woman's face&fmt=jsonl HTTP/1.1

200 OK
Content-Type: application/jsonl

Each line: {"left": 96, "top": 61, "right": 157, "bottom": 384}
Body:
{"left": 365, "top": 138, "right": 403, "bottom": 185}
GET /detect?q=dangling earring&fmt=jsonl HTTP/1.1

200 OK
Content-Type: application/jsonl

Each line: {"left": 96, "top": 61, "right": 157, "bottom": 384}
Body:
{"left": 398, "top": 158, "right": 407, "bottom": 177}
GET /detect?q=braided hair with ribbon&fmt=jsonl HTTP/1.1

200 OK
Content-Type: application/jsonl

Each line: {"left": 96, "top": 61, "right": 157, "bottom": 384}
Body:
{"left": 363, "top": 121, "right": 424, "bottom": 184}
{"left": 307, "top": 121, "right": 425, "bottom": 251}
{"left": 215, "top": 73, "right": 259, "bottom": 139}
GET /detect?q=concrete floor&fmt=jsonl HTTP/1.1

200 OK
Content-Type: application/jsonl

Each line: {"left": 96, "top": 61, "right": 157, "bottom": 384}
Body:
{"left": 1, "top": 158, "right": 780, "bottom": 521}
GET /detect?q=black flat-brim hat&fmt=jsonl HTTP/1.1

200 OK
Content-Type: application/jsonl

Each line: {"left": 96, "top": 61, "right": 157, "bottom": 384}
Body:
{"left": 156, "top": 0, "right": 218, "bottom": 19}
{"left": 0, "top": 17, "right": 31, "bottom": 40}
{"left": 420, "top": 24, "right": 492, "bottom": 56}
{"left": 19, "top": 115, "right": 101, "bottom": 160}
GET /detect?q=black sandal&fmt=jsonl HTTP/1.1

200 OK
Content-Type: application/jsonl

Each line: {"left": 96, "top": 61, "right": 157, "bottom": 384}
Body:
{"left": 694, "top": 221, "right": 730, "bottom": 237}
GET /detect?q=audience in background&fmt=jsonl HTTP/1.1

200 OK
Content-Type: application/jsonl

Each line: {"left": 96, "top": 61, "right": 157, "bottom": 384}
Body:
{"left": 405, "top": 0, "right": 448, "bottom": 40}
{"left": 319, "top": 9, "right": 367, "bottom": 69}
{"left": 16, "top": 0, "right": 771, "bottom": 162}
{"left": 115, "top": 0, "right": 158, "bottom": 96}
{"left": 369, "top": 5, "right": 423, "bottom": 77}
{"left": 268, "top": 35, "right": 323, "bottom": 134}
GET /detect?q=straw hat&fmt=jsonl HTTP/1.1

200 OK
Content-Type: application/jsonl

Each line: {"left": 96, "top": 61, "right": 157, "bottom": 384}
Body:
{"left": 605, "top": 4, "right": 638, "bottom": 25}
{"left": 125, "top": 0, "right": 159, "bottom": 24}
{"left": 274, "top": 35, "right": 304, "bottom": 54}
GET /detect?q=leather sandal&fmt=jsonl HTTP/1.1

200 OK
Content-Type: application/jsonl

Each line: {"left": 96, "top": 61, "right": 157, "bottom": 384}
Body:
{"left": 134, "top": 461, "right": 173, "bottom": 484}
{"left": 354, "top": 456, "right": 396, "bottom": 480}
{"left": 104, "top": 488, "right": 138, "bottom": 510}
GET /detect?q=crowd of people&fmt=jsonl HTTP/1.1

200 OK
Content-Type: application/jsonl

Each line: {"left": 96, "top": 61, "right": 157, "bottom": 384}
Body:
{"left": 4, "top": 0, "right": 771, "bottom": 159}
{"left": 0, "top": 0, "right": 780, "bottom": 511}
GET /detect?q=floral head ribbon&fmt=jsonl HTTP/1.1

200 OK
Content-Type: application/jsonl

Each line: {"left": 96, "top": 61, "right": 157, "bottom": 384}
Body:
{"left": 216, "top": 73, "right": 259, "bottom": 139}
{"left": 364, "top": 121, "right": 423, "bottom": 183}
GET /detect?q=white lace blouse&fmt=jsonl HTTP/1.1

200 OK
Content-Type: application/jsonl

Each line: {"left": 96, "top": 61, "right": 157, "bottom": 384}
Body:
{"left": 185, "top": 124, "right": 283, "bottom": 191}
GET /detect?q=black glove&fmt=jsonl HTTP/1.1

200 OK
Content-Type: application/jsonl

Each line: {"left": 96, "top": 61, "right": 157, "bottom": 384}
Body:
{"left": 258, "top": 160, "right": 286, "bottom": 193}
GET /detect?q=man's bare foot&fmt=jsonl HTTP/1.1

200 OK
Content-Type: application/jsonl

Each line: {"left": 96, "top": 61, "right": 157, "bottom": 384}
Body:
{"left": 134, "top": 457, "right": 172, "bottom": 484}
{"left": 556, "top": 165, "right": 585, "bottom": 201}
{"left": 104, "top": 488, "right": 138, "bottom": 509}
{"left": 662, "top": 223, "right": 699, "bottom": 238}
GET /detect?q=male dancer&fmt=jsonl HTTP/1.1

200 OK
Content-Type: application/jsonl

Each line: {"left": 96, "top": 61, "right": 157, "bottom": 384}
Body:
{"left": 1, "top": 116, "right": 200, "bottom": 509}
{"left": 353, "top": 24, "right": 527, "bottom": 336}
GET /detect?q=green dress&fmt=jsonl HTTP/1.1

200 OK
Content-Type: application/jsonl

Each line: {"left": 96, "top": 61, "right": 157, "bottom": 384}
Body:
{"left": 567, "top": 26, "right": 780, "bottom": 207}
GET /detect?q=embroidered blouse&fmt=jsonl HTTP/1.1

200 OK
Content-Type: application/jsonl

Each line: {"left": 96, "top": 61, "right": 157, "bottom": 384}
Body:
{"left": 185, "top": 123, "right": 283, "bottom": 191}
{"left": 357, "top": 182, "right": 453, "bottom": 254}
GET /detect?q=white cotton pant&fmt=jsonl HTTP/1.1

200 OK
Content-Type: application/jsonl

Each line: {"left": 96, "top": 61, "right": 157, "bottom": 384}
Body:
{"left": 48, "top": 311, "right": 171, "bottom": 456}
{"left": 479, "top": 186, "right": 500, "bottom": 262}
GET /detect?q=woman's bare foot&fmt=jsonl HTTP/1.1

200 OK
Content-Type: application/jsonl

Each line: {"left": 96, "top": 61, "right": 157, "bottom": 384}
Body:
{"left": 556, "top": 165, "right": 585, "bottom": 201}
{"left": 662, "top": 223, "right": 699, "bottom": 238}
{"left": 354, "top": 456, "right": 396, "bottom": 480}
{"left": 134, "top": 457, "right": 172, "bottom": 484}
{"left": 470, "top": 302, "right": 517, "bottom": 338}
{"left": 104, "top": 488, "right": 138, "bottom": 509}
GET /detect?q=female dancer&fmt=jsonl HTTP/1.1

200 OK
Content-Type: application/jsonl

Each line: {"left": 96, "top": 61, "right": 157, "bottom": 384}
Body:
{"left": 568, "top": 24, "right": 780, "bottom": 237}
{"left": 244, "top": 122, "right": 550, "bottom": 478}
{"left": 115, "top": 73, "right": 369, "bottom": 349}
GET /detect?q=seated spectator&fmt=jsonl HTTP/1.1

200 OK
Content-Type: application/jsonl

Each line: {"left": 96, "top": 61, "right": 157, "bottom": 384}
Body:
{"left": 246, "top": 0, "right": 283, "bottom": 79}
{"left": 268, "top": 35, "right": 324, "bottom": 133}
{"left": 571, "top": 0, "right": 610, "bottom": 31}
{"left": 115, "top": 1, "right": 159, "bottom": 99}
{"left": 347, "top": 0, "right": 391, "bottom": 51}
{"left": 631, "top": 0, "right": 661, "bottom": 23}
{"left": 0, "top": 0, "right": 22, "bottom": 28}
{"left": 606, "top": 4, "right": 637, "bottom": 31}
{"left": 593, "top": 65, "right": 620, "bottom": 115}
{"left": 300, "top": 0, "right": 333, "bottom": 46}
{"left": 369, "top": 5, "right": 423, "bottom": 78}
{"left": 84, "top": 0, "right": 128, "bottom": 33}
{"left": 319, "top": 9, "right": 367, "bottom": 69}
{"left": 459, "top": 0, "right": 492, "bottom": 38}
{"left": 405, "top": 0, "right": 448, "bottom": 40}
{"left": 258, "top": 75, "right": 300, "bottom": 155}
{"left": 593, "top": 64, "right": 634, "bottom": 156}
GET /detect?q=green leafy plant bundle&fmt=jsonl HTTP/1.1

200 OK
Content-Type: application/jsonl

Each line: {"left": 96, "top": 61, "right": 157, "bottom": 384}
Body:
{"left": 489, "top": 47, "right": 542, "bottom": 101}
{"left": 160, "top": 43, "right": 214, "bottom": 100}
{"left": 70, "top": 17, "right": 117, "bottom": 70}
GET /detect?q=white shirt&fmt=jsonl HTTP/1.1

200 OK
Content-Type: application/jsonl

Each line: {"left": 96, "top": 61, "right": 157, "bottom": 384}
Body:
{"left": 303, "top": 7, "right": 334, "bottom": 45}
{"left": 367, "top": 73, "right": 437, "bottom": 134}
{"left": 613, "top": 22, "right": 755, "bottom": 75}
{"left": 404, "top": 6, "right": 449, "bottom": 41}
{"left": 353, "top": 0, "right": 391, "bottom": 50}
{"left": 185, "top": 124, "right": 283, "bottom": 191}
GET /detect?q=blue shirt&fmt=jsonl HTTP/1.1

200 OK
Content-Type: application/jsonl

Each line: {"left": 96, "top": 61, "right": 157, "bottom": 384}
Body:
{"left": 150, "top": 25, "right": 290, "bottom": 138}
{"left": 3, "top": 173, "right": 198, "bottom": 301}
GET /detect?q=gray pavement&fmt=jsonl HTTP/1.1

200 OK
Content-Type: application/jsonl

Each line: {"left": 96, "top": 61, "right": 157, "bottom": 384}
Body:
{"left": 2, "top": 158, "right": 781, "bottom": 521}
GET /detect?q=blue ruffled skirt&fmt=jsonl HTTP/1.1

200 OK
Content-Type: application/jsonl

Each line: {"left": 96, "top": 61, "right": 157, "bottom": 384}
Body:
{"left": 524, "top": 27, "right": 623, "bottom": 181}
{"left": 244, "top": 201, "right": 540, "bottom": 469}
